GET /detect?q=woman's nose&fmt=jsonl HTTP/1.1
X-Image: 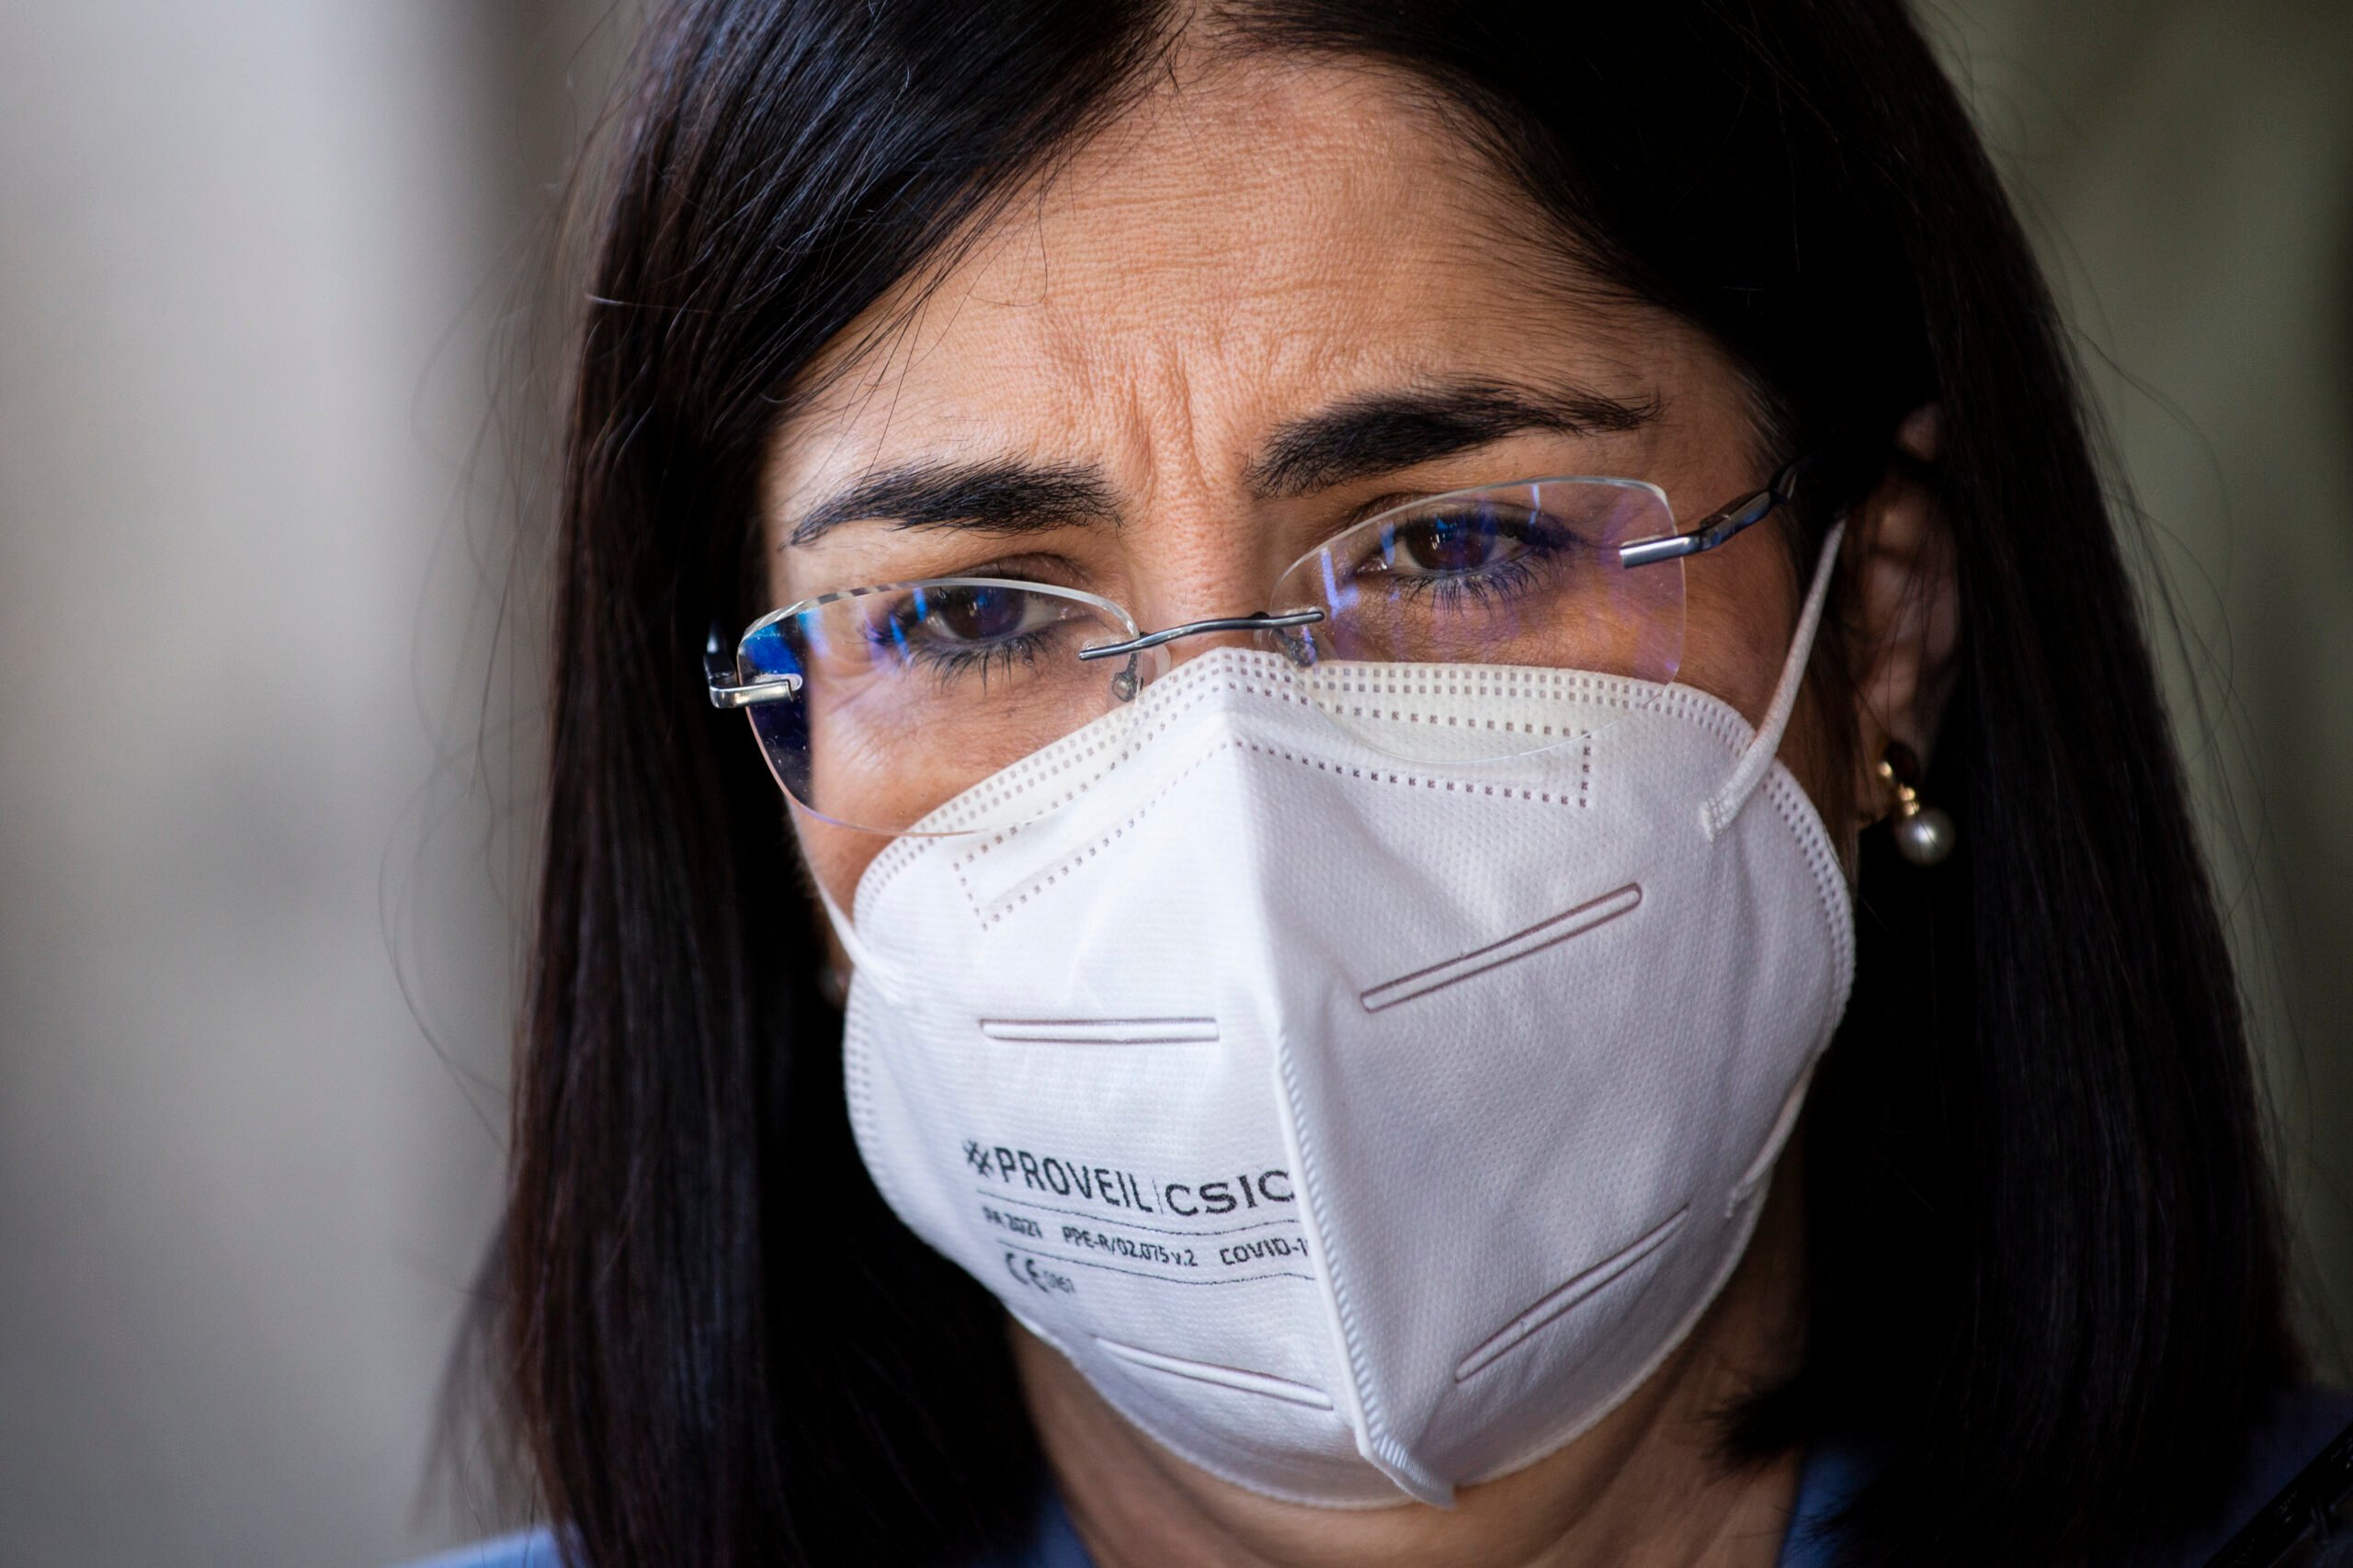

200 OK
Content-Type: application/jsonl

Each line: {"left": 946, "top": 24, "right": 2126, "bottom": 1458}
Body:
{"left": 1083, "top": 608, "right": 1322, "bottom": 672}
{"left": 1122, "top": 558, "right": 1303, "bottom": 668}
{"left": 1165, "top": 625, "right": 1264, "bottom": 665}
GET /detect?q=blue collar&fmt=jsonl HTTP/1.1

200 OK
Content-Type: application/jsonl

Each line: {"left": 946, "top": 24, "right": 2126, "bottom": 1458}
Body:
{"left": 975, "top": 1441, "right": 1866, "bottom": 1568}
{"left": 404, "top": 1386, "right": 2352, "bottom": 1568}
{"left": 986, "top": 1388, "right": 2353, "bottom": 1568}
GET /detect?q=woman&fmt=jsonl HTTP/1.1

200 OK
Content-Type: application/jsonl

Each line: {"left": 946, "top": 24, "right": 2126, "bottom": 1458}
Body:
{"left": 450, "top": 2, "right": 2349, "bottom": 1564}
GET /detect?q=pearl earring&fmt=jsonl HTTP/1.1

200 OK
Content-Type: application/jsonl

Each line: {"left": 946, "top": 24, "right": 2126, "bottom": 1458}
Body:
{"left": 1877, "top": 741, "right": 1955, "bottom": 866}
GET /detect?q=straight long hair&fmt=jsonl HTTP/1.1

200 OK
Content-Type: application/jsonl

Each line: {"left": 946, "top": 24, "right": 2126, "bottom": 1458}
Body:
{"left": 499, "top": 4, "right": 2298, "bottom": 1563}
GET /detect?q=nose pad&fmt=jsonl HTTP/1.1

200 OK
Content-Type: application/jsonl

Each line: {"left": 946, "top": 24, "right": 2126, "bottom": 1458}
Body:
{"left": 1108, "top": 642, "right": 1173, "bottom": 702}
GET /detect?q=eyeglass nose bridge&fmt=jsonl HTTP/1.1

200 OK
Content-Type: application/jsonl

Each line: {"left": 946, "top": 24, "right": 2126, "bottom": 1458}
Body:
{"left": 1074, "top": 607, "right": 1325, "bottom": 664}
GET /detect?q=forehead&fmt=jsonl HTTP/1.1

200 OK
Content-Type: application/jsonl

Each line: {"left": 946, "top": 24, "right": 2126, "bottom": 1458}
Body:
{"left": 762, "top": 59, "right": 1715, "bottom": 523}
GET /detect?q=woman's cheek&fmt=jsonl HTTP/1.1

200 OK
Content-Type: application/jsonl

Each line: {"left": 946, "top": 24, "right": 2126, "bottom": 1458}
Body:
{"left": 794, "top": 814, "right": 892, "bottom": 918}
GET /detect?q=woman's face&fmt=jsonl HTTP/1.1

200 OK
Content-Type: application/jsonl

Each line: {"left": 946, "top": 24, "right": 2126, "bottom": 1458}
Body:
{"left": 763, "top": 60, "right": 1851, "bottom": 904}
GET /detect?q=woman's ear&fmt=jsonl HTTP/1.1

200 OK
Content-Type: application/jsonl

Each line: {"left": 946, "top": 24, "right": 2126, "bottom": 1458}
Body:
{"left": 1842, "top": 405, "right": 1961, "bottom": 827}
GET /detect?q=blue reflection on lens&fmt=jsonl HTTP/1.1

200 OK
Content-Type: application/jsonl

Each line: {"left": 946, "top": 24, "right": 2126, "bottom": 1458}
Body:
{"left": 1319, "top": 547, "right": 1355, "bottom": 611}
{"left": 744, "top": 619, "right": 807, "bottom": 682}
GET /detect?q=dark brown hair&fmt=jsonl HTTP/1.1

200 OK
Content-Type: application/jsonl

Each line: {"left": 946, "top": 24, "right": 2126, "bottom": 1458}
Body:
{"left": 498, "top": 4, "right": 2297, "bottom": 1563}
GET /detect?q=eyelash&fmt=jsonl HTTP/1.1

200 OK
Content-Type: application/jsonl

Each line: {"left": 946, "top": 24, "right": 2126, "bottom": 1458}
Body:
{"left": 861, "top": 580, "right": 1067, "bottom": 687}
{"left": 1370, "top": 513, "right": 1587, "bottom": 603}
{"left": 1385, "top": 551, "right": 1552, "bottom": 608}
{"left": 891, "top": 636, "right": 1052, "bottom": 687}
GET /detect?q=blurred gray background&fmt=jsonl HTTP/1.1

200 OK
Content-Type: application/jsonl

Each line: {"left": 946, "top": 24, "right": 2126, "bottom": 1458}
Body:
{"left": 0, "top": 4, "right": 2347, "bottom": 1563}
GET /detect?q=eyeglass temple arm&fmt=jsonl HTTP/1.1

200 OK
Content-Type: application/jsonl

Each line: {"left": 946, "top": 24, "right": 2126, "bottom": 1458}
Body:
{"left": 1617, "top": 486, "right": 1781, "bottom": 568}
{"left": 705, "top": 624, "right": 804, "bottom": 709}
{"left": 1617, "top": 431, "right": 1889, "bottom": 570}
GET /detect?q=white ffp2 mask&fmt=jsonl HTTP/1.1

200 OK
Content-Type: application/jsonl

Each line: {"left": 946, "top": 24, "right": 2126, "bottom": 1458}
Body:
{"left": 826, "top": 530, "right": 1854, "bottom": 1507}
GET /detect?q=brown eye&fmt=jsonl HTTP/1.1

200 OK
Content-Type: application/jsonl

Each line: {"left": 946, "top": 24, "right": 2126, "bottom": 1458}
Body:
{"left": 1381, "top": 501, "right": 1523, "bottom": 575}
{"left": 870, "top": 582, "right": 1048, "bottom": 652}
{"left": 920, "top": 583, "right": 1029, "bottom": 642}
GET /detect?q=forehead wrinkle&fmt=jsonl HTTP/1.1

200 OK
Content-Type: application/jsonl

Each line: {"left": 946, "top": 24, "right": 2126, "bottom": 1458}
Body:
{"left": 762, "top": 52, "right": 1692, "bottom": 551}
{"left": 1102, "top": 338, "right": 1228, "bottom": 526}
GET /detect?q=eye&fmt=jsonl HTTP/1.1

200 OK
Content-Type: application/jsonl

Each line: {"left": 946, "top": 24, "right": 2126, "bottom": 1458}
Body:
{"left": 870, "top": 582, "right": 1067, "bottom": 653}
{"left": 912, "top": 583, "right": 1034, "bottom": 642}
{"left": 1381, "top": 500, "right": 1531, "bottom": 576}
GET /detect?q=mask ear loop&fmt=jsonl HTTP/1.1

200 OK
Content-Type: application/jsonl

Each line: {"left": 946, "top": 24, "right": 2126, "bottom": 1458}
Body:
{"left": 813, "top": 869, "right": 898, "bottom": 1005}
{"left": 1699, "top": 521, "right": 1846, "bottom": 840}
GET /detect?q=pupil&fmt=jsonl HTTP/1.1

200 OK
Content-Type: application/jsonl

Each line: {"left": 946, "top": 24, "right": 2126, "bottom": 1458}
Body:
{"left": 938, "top": 585, "right": 1021, "bottom": 642}
{"left": 1405, "top": 508, "right": 1498, "bottom": 572}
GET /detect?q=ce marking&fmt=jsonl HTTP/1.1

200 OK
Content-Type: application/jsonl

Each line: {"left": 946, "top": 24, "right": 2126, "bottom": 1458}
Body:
{"left": 1005, "top": 1250, "right": 1074, "bottom": 1296}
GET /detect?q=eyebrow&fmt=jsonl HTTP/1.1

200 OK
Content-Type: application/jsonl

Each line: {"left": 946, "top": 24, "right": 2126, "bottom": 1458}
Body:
{"left": 1244, "top": 379, "right": 1662, "bottom": 499}
{"left": 787, "top": 460, "right": 1118, "bottom": 546}
{"left": 783, "top": 378, "right": 1660, "bottom": 545}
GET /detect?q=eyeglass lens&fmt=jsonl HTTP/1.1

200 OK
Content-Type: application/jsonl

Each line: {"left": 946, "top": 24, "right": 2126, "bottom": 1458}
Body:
{"left": 739, "top": 478, "right": 1686, "bottom": 835}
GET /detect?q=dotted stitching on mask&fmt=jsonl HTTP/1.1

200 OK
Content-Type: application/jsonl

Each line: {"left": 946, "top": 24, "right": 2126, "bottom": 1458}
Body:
{"left": 955, "top": 733, "right": 1599, "bottom": 929}
{"left": 922, "top": 662, "right": 1316, "bottom": 835}
{"left": 1760, "top": 766, "right": 1856, "bottom": 1047}
{"left": 1296, "top": 665, "right": 1652, "bottom": 735}
{"left": 1302, "top": 665, "right": 1650, "bottom": 699}
{"left": 837, "top": 1006, "right": 914, "bottom": 1223}
{"left": 1644, "top": 686, "right": 1751, "bottom": 755}
{"left": 1235, "top": 739, "right": 1594, "bottom": 805}
{"left": 927, "top": 655, "right": 1681, "bottom": 835}
{"left": 895, "top": 656, "right": 1718, "bottom": 840}
{"left": 952, "top": 738, "right": 1250, "bottom": 928}
{"left": 866, "top": 652, "right": 1768, "bottom": 916}
{"left": 856, "top": 663, "right": 1262, "bottom": 907}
